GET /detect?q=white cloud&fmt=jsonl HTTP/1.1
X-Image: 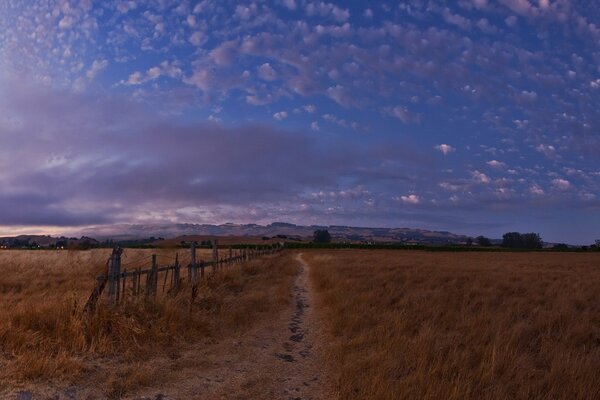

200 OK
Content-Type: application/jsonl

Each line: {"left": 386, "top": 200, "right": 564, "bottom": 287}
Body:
{"left": 258, "top": 63, "right": 277, "bottom": 81}
{"left": 311, "top": 121, "right": 320, "bottom": 131}
{"left": 86, "top": 59, "right": 108, "bottom": 80}
{"left": 389, "top": 106, "right": 420, "bottom": 124}
{"left": 486, "top": 160, "right": 507, "bottom": 169}
{"left": 536, "top": 144, "right": 556, "bottom": 157}
{"left": 439, "top": 182, "right": 461, "bottom": 191}
{"left": 476, "top": 18, "right": 498, "bottom": 34}
{"left": 304, "top": 104, "right": 316, "bottom": 113}
{"left": 472, "top": 170, "right": 491, "bottom": 184}
{"left": 552, "top": 178, "right": 571, "bottom": 191}
{"left": 273, "top": 111, "right": 289, "bottom": 120}
{"left": 473, "top": 0, "right": 489, "bottom": 9}
{"left": 505, "top": 15, "right": 518, "bottom": 27}
{"left": 58, "top": 15, "right": 74, "bottom": 29}
{"left": 327, "top": 85, "right": 353, "bottom": 107}
{"left": 530, "top": 185, "right": 545, "bottom": 196}
{"left": 117, "top": 1, "right": 137, "bottom": 13}
{"left": 398, "top": 194, "right": 421, "bottom": 205}
{"left": 435, "top": 144, "right": 455, "bottom": 155}
{"left": 189, "top": 31, "right": 205, "bottom": 46}
{"left": 442, "top": 8, "right": 472, "bottom": 30}
{"left": 282, "top": 0, "right": 297, "bottom": 10}
{"left": 125, "top": 71, "right": 143, "bottom": 85}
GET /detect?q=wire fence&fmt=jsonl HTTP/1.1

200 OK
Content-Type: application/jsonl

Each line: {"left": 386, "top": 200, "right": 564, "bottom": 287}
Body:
{"left": 84, "top": 241, "right": 284, "bottom": 312}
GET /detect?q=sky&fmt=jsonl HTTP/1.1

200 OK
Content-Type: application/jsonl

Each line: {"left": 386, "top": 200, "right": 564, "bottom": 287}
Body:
{"left": 0, "top": 0, "right": 600, "bottom": 243}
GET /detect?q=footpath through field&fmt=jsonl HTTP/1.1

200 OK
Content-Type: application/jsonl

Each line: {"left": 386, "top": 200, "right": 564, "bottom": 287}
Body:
{"left": 128, "top": 253, "right": 328, "bottom": 400}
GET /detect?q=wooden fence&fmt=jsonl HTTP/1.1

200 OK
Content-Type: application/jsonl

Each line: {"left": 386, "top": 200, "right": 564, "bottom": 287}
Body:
{"left": 84, "top": 241, "right": 284, "bottom": 312}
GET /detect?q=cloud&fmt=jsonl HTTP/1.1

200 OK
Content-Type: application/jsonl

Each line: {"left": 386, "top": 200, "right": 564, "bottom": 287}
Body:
{"left": 486, "top": 160, "right": 507, "bottom": 169}
{"left": 472, "top": 171, "right": 491, "bottom": 184}
{"left": 389, "top": 106, "right": 420, "bottom": 124}
{"left": 435, "top": 144, "right": 455, "bottom": 155}
{"left": 282, "top": 0, "right": 297, "bottom": 10}
{"left": 258, "top": 63, "right": 277, "bottom": 81}
{"left": 0, "top": 77, "right": 439, "bottom": 228}
{"left": 273, "top": 111, "right": 289, "bottom": 120}
{"left": 552, "top": 178, "right": 571, "bottom": 191}
{"left": 125, "top": 71, "right": 143, "bottom": 85}
{"left": 86, "top": 59, "right": 108, "bottom": 80}
{"left": 327, "top": 85, "right": 354, "bottom": 107}
{"left": 530, "top": 185, "right": 545, "bottom": 196}
{"left": 189, "top": 31, "right": 205, "bottom": 46}
{"left": 536, "top": 144, "right": 556, "bottom": 157}
{"left": 304, "top": 104, "right": 317, "bottom": 113}
{"left": 58, "top": 15, "right": 74, "bottom": 29}
{"left": 398, "top": 194, "right": 421, "bottom": 205}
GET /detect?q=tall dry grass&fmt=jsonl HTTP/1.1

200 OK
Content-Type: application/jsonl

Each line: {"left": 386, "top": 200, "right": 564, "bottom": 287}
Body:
{"left": 305, "top": 250, "right": 600, "bottom": 400}
{"left": 0, "top": 249, "right": 297, "bottom": 397}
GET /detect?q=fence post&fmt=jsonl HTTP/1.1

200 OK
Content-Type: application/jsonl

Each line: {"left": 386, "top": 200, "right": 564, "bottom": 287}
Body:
{"left": 152, "top": 254, "right": 158, "bottom": 300}
{"left": 121, "top": 269, "right": 127, "bottom": 303}
{"left": 174, "top": 253, "right": 180, "bottom": 293}
{"left": 212, "top": 239, "right": 219, "bottom": 271}
{"left": 190, "top": 242, "right": 197, "bottom": 284}
{"left": 107, "top": 247, "right": 122, "bottom": 306}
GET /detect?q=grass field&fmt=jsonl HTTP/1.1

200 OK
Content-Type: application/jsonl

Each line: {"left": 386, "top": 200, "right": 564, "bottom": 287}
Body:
{"left": 2, "top": 248, "right": 599, "bottom": 399}
{"left": 0, "top": 249, "right": 297, "bottom": 398}
{"left": 304, "top": 250, "right": 600, "bottom": 400}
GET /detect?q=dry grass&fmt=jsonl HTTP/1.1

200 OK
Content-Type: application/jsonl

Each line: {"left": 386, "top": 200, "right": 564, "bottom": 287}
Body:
{"left": 0, "top": 249, "right": 297, "bottom": 397}
{"left": 305, "top": 250, "right": 600, "bottom": 400}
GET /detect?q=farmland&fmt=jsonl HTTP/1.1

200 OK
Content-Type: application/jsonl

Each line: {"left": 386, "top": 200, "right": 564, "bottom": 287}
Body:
{"left": 305, "top": 250, "right": 600, "bottom": 400}
{"left": 0, "top": 248, "right": 599, "bottom": 399}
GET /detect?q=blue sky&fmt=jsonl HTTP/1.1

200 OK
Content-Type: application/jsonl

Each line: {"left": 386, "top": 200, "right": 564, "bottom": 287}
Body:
{"left": 1, "top": 0, "right": 600, "bottom": 243}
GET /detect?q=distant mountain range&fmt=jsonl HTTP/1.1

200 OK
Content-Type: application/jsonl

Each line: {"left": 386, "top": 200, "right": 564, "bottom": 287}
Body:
{"left": 0, "top": 223, "right": 472, "bottom": 248}
{"left": 73, "top": 222, "right": 469, "bottom": 244}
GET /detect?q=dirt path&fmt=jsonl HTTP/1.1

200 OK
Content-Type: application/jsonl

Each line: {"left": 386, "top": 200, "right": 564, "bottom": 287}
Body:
{"left": 126, "top": 252, "right": 327, "bottom": 400}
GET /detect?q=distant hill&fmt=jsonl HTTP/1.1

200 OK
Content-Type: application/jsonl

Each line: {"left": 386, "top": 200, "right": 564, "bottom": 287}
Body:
{"left": 75, "top": 222, "right": 469, "bottom": 245}
{"left": 0, "top": 235, "right": 99, "bottom": 249}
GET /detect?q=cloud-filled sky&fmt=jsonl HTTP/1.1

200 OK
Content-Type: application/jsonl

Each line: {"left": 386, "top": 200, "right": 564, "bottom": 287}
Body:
{"left": 1, "top": 0, "right": 600, "bottom": 243}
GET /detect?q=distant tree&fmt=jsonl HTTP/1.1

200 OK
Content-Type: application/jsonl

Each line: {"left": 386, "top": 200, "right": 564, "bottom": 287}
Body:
{"left": 552, "top": 243, "right": 569, "bottom": 250}
{"left": 313, "top": 229, "right": 331, "bottom": 243}
{"left": 502, "top": 232, "right": 543, "bottom": 249}
{"left": 466, "top": 237, "right": 473, "bottom": 246}
{"left": 476, "top": 236, "right": 492, "bottom": 247}
{"left": 502, "top": 232, "right": 523, "bottom": 248}
{"left": 522, "top": 233, "right": 543, "bottom": 249}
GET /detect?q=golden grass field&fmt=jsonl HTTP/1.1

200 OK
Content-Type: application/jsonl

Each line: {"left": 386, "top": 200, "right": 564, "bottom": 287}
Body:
{"left": 304, "top": 250, "right": 600, "bottom": 400}
{"left": 1, "top": 248, "right": 599, "bottom": 399}
{"left": 0, "top": 249, "right": 297, "bottom": 398}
